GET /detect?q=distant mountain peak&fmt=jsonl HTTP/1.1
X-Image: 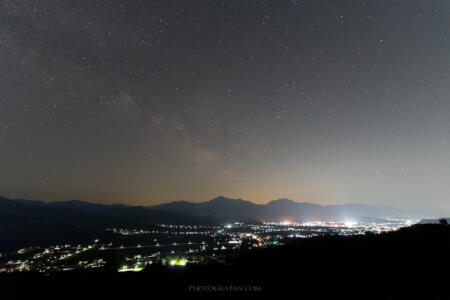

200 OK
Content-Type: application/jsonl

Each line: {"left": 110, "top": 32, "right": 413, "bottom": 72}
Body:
{"left": 272, "top": 198, "right": 296, "bottom": 203}
{"left": 267, "top": 198, "right": 297, "bottom": 206}
{"left": 58, "top": 200, "right": 86, "bottom": 204}
{"left": 209, "top": 196, "right": 244, "bottom": 203}
{"left": 50, "top": 199, "right": 100, "bottom": 207}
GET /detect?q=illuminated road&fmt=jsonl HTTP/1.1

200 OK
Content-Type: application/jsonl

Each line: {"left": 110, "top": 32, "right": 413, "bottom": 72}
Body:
{"left": 99, "top": 242, "right": 207, "bottom": 251}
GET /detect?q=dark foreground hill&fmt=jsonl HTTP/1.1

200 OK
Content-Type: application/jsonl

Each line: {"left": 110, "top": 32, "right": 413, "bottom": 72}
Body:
{"left": 3, "top": 224, "right": 449, "bottom": 298}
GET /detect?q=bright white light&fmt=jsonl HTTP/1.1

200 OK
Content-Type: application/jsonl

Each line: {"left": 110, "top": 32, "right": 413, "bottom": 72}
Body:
{"left": 228, "top": 240, "right": 241, "bottom": 244}
{"left": 344, "top": 221, "right": 357, "bottom": 228}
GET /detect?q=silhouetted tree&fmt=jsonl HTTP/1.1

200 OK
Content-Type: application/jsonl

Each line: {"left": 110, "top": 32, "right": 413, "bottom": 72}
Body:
{"left": 439, "top": 218, "right": 448, "bottom": 225}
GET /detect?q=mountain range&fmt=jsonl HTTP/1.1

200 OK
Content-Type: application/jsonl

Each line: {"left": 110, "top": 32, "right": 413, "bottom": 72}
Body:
{"left": 148, "top": 196, "right": 427, "bottom": 223}
{"left": 0, "top": 195, "right": 431, "bottom": 251}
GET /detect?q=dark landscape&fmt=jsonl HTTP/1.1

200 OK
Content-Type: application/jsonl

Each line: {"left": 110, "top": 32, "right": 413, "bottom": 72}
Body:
{"left": 3, "top": 223, "right": 449, "bottom": 298}
{"left": 1, "top": 1, "right": 450, "bottom": 298}
{"left": 0, "top": 195, "right": 430, "bottom": 251}
{"left": 1, "top": 195, "right": 449, "bottom": 297}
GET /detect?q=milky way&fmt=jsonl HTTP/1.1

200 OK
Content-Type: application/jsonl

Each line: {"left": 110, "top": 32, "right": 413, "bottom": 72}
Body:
{"left": 1, "top": 1, "right": 449, "bottom": 212}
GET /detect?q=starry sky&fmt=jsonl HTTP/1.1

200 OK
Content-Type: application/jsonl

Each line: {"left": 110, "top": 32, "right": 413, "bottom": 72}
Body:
{"left": 1, "top": 1, "right": 449, "bottom": 212}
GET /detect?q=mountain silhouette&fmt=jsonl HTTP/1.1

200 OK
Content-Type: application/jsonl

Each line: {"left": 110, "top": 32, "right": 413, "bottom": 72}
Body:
{"left": 149, "top": 196, "right": 425, "bottom": 222}
{"left": 0, "top": 196, "right": 214, "bottom": 251}
{"left": 0, "top": 195, "right": 431, "bottom": 251}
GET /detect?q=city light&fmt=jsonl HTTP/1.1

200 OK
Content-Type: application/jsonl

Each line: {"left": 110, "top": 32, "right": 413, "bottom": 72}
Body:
{"left": 169, "top": 258, "right": 187, "bottom": 266}
{"left": 0, "top": 220, "right": 418, "bottom": 273}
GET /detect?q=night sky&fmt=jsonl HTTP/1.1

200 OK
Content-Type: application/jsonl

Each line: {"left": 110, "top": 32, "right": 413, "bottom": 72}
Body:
{"left": 1, "top": 1, "right": 449, "bottom": 212}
